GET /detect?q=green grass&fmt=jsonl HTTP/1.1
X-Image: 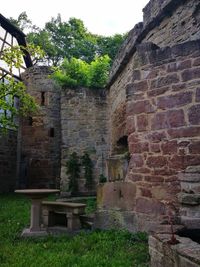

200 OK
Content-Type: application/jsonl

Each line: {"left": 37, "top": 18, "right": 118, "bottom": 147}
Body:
{"left": 0, "top": 194, "right": 149, "bottom": 267}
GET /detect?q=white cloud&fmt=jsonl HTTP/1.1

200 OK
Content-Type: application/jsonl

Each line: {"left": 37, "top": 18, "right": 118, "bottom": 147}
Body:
{"left": 1, "top": 0, "right": 149, "bottom": 36}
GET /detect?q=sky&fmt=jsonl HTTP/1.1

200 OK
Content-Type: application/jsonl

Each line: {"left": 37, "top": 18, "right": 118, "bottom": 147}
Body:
{"left": 1, "top": 0, "right": 149, "bottom": 36}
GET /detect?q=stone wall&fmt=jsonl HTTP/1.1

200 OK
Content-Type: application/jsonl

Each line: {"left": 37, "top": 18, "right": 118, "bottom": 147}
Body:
{"left": 21, "top": 66, "right": 61, "bottom": 188}
{"left": 60, "top": 88, "right": 108, "bottom": 194}
{"left": 96, "top": 0, "right": 200, "bottom": 232}
{"left": 149, "top": 234, "right": 200, "bottom": 267}
{"left": 0, "top": 130, "right": 17, "bottom": 192}
{"left": 109, "top": 0, "right": 200, "bottom": 87}
{"left": 126, "top": 39, "right": 200, "bottom": 230}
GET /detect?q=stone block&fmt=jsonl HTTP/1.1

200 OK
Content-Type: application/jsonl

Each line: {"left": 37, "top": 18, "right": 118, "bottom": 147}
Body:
{"left": 178, "top": 193, "right": 200, "bottom": 205}
{"left": 96, "top": 181, "right": 136, "bottom": 211}
{"left": 151, "top": 74, "right": 179, "bottom": 89}
{"left": 179, "top": 172, "right": 200, "bottom": 183}
{"left": 135, "top": 197, "right": 166, "bottom": 215}
{"left": 182, "top": 67, "right": 200, "bottom": 82}
{"left": 146, "top": 156, "right": 167, "bottom": 168}
{"left": 127, "top": 100, "right": 155, "bottom": 115}
{"left": 188, "top": 105, "right": 200, "bottom": 125}
{"left": 157, "top": 92, "right": 192, "bottom": 109}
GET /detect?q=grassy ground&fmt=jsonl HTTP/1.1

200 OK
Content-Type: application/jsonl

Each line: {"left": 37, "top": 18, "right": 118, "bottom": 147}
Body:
{"left": 0, "top": 194, "right": 149, "bottom": 267}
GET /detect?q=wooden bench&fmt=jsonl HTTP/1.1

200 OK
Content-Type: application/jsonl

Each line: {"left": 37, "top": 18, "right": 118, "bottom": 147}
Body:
{"left": 42, "top": 201, "right": 86, "bottom": 231}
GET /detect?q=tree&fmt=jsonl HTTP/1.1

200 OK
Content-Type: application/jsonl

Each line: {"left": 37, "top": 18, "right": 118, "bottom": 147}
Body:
{"left": 52, "top": 55, "right": 111, "bottom": 89}
{"left": 9, "top": 12, "right": 38, "bottom": 32}
{"left": 0, "top": 45, "right": 43, "bottom": 131}
{"left": 9, "top": 13, "right": 126, "bottom": 67}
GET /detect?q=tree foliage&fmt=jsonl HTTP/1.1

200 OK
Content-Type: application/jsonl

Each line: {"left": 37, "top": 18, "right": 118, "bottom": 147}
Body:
{"left": 10, "top": 13, "right": 126, "bottom": 66}
{"left": 0, "top": 45, "right": 43, "bottom": 131}
{"left": 52, "top": 55, "right": 110, "bottom": 89}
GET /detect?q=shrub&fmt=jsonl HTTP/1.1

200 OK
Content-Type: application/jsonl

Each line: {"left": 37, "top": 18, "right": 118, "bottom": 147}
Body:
{"left": 52, "top": 55, "right": 110, "bottom": 89}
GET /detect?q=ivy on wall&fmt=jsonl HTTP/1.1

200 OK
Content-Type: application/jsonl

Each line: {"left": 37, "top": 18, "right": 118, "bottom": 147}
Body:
{"left": 66, "top": 151, "right": 94, "bottom": 193}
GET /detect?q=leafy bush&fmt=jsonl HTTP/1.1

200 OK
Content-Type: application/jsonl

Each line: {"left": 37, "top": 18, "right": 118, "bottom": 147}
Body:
{"left": 99, "top": 174, "right": 107, "bottom": 183}
{"left": 88, "top": 55, "right": 110, "bottom": 89}
{"left": 52, "top": 55, "right": 110, "bottom": 89}
{"left": 66, "top": 152, "right": 80, "bottom": 193}
{"left": 81, "top": 152, "right": 93, "bottom": 189}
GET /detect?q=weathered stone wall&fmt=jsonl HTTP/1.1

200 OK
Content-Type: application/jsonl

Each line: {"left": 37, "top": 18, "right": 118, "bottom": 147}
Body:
{"left": 0, "top": 130, "right": 17, "bottom": 192}
{"left": 149, "top": 234, "right": 200, "bottom": 267}
{"left": 109, "top": 0, "right": 200, "bottom": 87}
{"left": 126, "top": 40, "right": 200, "bottom": 230}
{"left": 21, "top": 66, "right": 61, "bottom": 188}
{"left": 97, "top": 0, "right": 200, "bottom": 232}
{"left": 60, "top": 88, "right": 108, "bottom": 194}
{"left": 143, "top": 0, "right": 200, "bottom": 46}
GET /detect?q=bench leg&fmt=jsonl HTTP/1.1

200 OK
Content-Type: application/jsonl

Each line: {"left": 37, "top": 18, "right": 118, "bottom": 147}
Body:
{"left": 67, "top": 213, "right": 81, "bottom": 231}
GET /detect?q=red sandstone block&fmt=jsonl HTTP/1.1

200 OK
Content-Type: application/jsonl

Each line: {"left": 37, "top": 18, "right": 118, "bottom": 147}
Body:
{"left": 136, "top": 114, "right": 149, "bottom": 132}
{"left": 150, "top": 143, "right": 161, "bottom": 153}
{"left": 129, "top": 142, "right": 149, "bottom": 154}
{"left": 151, "top": 112, "right": 168, "bottom": 130}
{"left": 129, "top": 154, "right": 144, "bottom": 167}
{"left": 168, "top": 127, "right": 200, "bottom": 138}
{"left": 142, "top": 69, "right": 159, "bottom": 79}
{"left": 128, "top": 133, "right": 140, "bottom": 143}
{"left": 168, "top": 109, "right": 185, "bottom": 128}
{"left": 189, "top": 141, "right": 200, "bottom": 154}
{"left": 196, "top": 88, "right": 200, "bottom": 102}
{"left": 168, "top": 155, "right": 185, "bottom": 170}
{"left": 126, "top": 116, "right": 136, "bottom": 134}
{"left": 147, "top": 131, "right": 167, "bottom": 143}
{"left": 133, "top": 80, "right": 149, "bottom": 92}
{"left": 161, "top": 140, "right": 178, "bottom": 154}
{"left": 139, "top": 187, "right": 152, "bottom": 198}
{"left": 188, "top": 104, "right": 200, "bottom": 125}
{"left": 171, "top": 83, "right": 186, "bottom": 92}
{"left": 135, "top": 197, "right": 166, "bottom": 215}
{"left": 147, "top": 86, "right": 169, "bottom": 97}
{"left": 181, "top": 67, "right": 200, "bottom": 82}
{"left": 130, "top": 167, "right": 151, "bottom": 174}
{"left": 127, "top": 100, "right": 155, "bottom": 115}
{"left": 157, "top": 92, "right": 192, "bottom": 109}
{"left": 164, "top": 176, "right": 178, "bottom": 183}
{"left": 167, "top": 60, "right": 191, "bottom": 72}
{"left": 169, "top": 155, "right": 200, "bottom": 170}
{"left": 178, "top": 141, "right": 190, "bottom": 147}
{"left": 144, "top": 175, "right": 164, "bottom": 183}
{"left": 128, "top": 173, "right": 143, "bottom": 182}
{"left": 146, "top": 156, "right": 167, "bottom": 168}
{"left": 151, "top": 109, "right": 185, "bottom": 130}
{"left": 150, "top": 73, "right": 179, "bottom": 89}
{"left": 152, "top": 168, "right": 176, "bottom": 176}
{"left": 193, "top": 57, "right": 200, "bottom": 67}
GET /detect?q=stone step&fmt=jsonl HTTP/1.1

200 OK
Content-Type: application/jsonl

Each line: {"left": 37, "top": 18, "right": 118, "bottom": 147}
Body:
{"left": 80, "top": 214, "right": 94, "bottom": 229}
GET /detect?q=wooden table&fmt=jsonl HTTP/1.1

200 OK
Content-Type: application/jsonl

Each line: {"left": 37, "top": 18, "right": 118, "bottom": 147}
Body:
{"left": 15, "top": 189, "right": 60, "bottom": 237}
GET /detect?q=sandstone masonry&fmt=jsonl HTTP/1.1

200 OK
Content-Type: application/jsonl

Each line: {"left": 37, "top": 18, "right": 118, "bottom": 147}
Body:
{"left": 96, "top": 0, "right": 200, "bottom": 232}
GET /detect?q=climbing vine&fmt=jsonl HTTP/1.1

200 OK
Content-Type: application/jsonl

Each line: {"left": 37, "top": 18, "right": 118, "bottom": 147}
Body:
{"left": 82, "top": 152, "right": 93, "bottom": 189}
{"left": 66, "top": 152, "right": 80, "bottom": 194}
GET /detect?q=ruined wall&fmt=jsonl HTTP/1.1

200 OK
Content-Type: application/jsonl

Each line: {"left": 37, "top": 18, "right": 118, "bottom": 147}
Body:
{"left": 96, "top": 0, "right": 200, "bottom": 232}
{"left": 21, "top": 66, "right": 61, "bottom": 188}
{"left": 0, "top": 130, "right": 17, "bottom": 192}
{"left": 127, "top": 40, "right": 200, "bottom": 231}
{"left": 60, "top": 88, "right": 108, "bottom": 194}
